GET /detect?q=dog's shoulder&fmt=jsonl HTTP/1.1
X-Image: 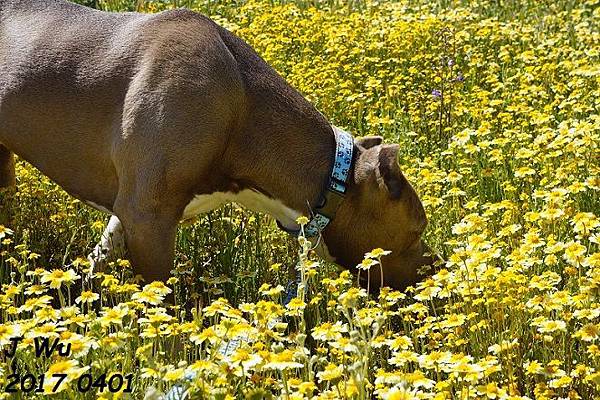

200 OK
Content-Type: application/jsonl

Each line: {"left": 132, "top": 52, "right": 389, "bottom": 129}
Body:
{"left": 132, "top": 8, "right": 224, "bottom": 55}
{"left": 146, "top": 7, "right": 209, "bottom": 24}
{"left": 140, "top": 8, "right": 217, "bottom": 34}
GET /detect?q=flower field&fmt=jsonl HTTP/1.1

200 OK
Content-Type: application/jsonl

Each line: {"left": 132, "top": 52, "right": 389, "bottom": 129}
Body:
{"left": 1, "top": 0, "right": 599, "bottom": 398}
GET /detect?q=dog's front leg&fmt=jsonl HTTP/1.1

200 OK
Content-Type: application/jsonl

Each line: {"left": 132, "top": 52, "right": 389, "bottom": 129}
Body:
{"left": 115, "top": 200, "right": 182, "bottom": 286}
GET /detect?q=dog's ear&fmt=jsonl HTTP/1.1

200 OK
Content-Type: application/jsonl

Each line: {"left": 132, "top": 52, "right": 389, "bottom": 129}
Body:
{"left": 356, "top": 136, "right": 383, "bottom": 150}
{"left": 375, "top": 144, "right": 406, "bottom": 199}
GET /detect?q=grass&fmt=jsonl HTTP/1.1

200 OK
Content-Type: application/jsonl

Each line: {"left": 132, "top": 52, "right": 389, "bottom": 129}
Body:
{"left": 0, "top": 0, "right": 599, "bottom": 398}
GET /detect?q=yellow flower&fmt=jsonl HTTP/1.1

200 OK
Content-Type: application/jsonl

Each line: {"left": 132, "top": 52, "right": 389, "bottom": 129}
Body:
{"left": 163, "top": 368, "right": 185, "bottom": 382}
{"left": 132, "top": 289, "right": 163, "bottom": 305}
{"left": 3, "top": 284, "right": 20, "bottom": 297}
{"left": 230, "top": 348, "right": 262, "bottom": 369}
{"left": 47, "top": 359, "right": 83, "bottom": 375}
{"left": 381, "top": 385, "right": 418, "bottom": 400}
{"left": 366, "top": 248, "right": 392, "bottom": 258}
{"left": 285, "top": 297, "right": 306, "bottom": 317}
{"left": 563, "top": 241, "right": 587, "bottom": 265}
{"left": 0, "top": 225, "right": 13, "bottom": 239}
{"left": 312, "top": 321, "right": 347, "bottom": 341}
{"left": 41, "top": 269, "right": 80, "bottom": 289}
{"left": 43, "top": 359, "right": 89, "bottom": 393}
{"left": 190, "top": 327, "right": 218, "bottom": 345}
{"left": 298, "top": 381, "right": 316, "bottom": 395}
{"left": 0, "top": 323, "right": 22, "bottom": 346}
{"left": 264, "top": 349, "right": 303, "bottom": 370}
{"left": 99, "top": 306, "right": 129, "bottom": 327}
{"left": 440, "top": 313, "right": 467, "bottom": 329}
{"left": 476, "top": 382, "right": 503, "bottom": 398}
{"left": 387, "top": 335, "right": 413, "bottom": 351}
{"left": 417, "top": 351, "right": 452, "bottom": 369}
{"left": 338, "top": 287, "right": 367, "bottom": 308}
{"left": 99, "top": 273, "right": 119, "bottom": 287}
{"left": 141, "top": 367, "right": 160, "bottom": 379}
{"left": 537, "top": 320, "right": 567, "bottom": 334}
{"left": 549, "top": 375, "right": 572, "bottom": 388}
{"left": 145, "top": 281, "right": 172, "bottom": 296}
{"left": 296, "top": 216, "right": 309, "bottom": 225}
{"left": 573, "top": 324, "right": 599, "bottom": 342}
{"left": 25, "top": 284, "right": 47, "bottom": 296}
{"left": 260, "top": 284, "right": 285, "bottom": 297}
{"left": 75, "top": 290, "right": 99, "bottom": 304}
{"left": 317, "top": 363, "right": 343, "bottom": 382}
{"left": 269, "top": 263, "right": 282, "bottom": 272}
{"left": 357, "top": 257, "right": 379, "bottom": 271}
{"left": 27, "top": 322, "right": 64, "bottom": 339}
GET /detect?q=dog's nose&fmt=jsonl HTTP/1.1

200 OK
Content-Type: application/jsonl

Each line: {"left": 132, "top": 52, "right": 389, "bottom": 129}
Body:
{"left": 364, "top": 239, "right": 439, "bottom": 292}
{"left": 417, "top": 241, "right": 442, "bottom": 277}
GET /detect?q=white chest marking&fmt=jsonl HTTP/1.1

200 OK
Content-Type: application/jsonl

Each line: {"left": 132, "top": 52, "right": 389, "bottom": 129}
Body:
{"left": 183, "top": 190, "right": 301, "bottom": 231}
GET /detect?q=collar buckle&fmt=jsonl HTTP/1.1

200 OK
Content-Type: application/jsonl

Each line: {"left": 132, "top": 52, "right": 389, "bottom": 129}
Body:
{"left": 317, "top": 188, "right": 345, "bottom": 220}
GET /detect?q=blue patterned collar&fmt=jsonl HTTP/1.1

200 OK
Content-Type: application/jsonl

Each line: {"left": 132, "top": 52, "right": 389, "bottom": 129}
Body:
{"left": 280, "top": 126, "right": 354, "bottom": 237}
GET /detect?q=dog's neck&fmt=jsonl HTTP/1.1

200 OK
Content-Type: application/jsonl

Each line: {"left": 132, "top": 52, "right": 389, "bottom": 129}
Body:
{"left": 218, "top": 26, "right": 337, "bottom": 221}
{"left": 234, "top": 103, "right": 335, "bottom": 214}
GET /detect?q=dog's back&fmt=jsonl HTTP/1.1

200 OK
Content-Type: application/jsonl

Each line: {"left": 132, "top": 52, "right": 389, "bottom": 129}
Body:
{"left": 0, "top": 1, "right": 246, "bottom": 210}
{"left": 0, "top": 1, "right": 141, "bottom": 204}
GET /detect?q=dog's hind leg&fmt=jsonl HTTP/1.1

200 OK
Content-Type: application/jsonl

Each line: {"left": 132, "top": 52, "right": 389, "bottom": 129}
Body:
{"left": 0, "top": 144, "right": 16, "bottom": 226}
{"left": 88, "top": 215, "right": 126, "bottom": 276}
{"left": 0, "top": 144, "right": 15, "bottom": 189}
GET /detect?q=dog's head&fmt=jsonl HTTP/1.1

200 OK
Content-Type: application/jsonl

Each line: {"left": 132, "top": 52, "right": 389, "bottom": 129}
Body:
{"left": 320, "top": 136, "right": 437, "bottom": 291}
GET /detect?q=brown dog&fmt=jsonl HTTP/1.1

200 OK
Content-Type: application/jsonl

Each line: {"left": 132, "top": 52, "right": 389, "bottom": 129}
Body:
{"left": 0, "top": 0, "right": 436, "bottom": 289}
